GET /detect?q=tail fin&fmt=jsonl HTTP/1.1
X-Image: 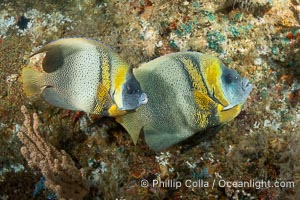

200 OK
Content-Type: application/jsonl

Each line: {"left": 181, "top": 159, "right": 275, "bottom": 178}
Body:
{"left": 21, "top": 67, "right": 43, "bottom": 97}
{"left": 116, "top": 110, "right": 145, "bottom": 145}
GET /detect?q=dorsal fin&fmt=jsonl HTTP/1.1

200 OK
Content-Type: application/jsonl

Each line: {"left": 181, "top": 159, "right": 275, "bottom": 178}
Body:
{"left": 31, "top": 38, "right": 99, "bottom": 73}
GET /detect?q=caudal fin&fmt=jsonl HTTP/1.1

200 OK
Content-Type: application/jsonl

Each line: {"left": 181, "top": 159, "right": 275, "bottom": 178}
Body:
{"left": 21, "top": 67, "right": 43, "bottom": 97}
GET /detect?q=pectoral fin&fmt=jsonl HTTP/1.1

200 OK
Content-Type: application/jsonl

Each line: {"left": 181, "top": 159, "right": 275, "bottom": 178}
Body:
{"left": 217, "top": 104, "right": 242, "bottom": 123}
{"left": 108, "top": 104, "right": 127, "bottom": 117}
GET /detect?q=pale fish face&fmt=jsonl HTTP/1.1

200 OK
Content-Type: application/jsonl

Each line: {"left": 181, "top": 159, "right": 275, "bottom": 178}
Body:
{"left": 220, "top": 64, "right": 252, "bottom": 110}
{"left": 116, "top": 74, "right": 148, "bottom": 111}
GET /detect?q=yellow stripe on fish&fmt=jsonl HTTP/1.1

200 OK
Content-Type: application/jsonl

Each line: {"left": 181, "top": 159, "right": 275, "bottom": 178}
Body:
{"left": 93, "top": 83, "right": 111, "bottom": 114}
{"left": 112, "top": 64, "right": 130, "bottom": 109}
{"left": 101, "top": 53, "right": 111, "bottom": 91}
{"left": 177, "top": 56, "right": 212, "bottom": 128}
{"left": 200, "top": 56, "right": 230, "bottom": 107}
{"left": 193, "top": 91, "right": 215, "bottom": 128}
{"left": 114, "top": 65, "right": 128, "bottom": 93}
{"left": 92, "top": 52, "right": 111, "bottom": 115}
{"left": 179, "top": 57, "right": 207, "bottom": 95}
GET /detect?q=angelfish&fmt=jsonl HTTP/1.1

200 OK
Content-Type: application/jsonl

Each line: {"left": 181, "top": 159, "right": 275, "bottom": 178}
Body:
{"left": 22, "top": 38, "right": 147, "bottom": 117}
{"left": 117, "top": 52, "right": 252, "bottom": 151}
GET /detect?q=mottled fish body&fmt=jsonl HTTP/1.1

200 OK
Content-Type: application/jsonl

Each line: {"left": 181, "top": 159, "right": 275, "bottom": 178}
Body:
{"left": 22, "top": 38, "right": 147, "bottom": 117}
{"left": 117, "top": 52, "right": 252, "bottom": 151}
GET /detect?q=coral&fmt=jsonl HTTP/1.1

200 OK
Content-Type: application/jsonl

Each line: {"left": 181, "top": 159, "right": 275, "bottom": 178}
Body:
{"left": 0, "top": 171, "right": 40, "bottom": 199}
{"left": 276, "top": 133, "right": 300, "bottom": 197}
{"left": 206, "top": 30, "right": 226, "bottom": 53}
{"left": 0, "top": 10, "right": 15, "bottom": 36}
{"left": 17, "top": 106, "right": 89, "bottom": 200}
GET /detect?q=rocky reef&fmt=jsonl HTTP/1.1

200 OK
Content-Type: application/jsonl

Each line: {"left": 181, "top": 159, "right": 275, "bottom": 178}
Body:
{"left": 0, "top": 0, "right": 299, "bottom": 199}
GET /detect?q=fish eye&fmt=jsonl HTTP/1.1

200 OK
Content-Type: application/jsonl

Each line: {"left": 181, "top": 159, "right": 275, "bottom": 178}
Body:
{"left": 224, "top": 73, "right": 239, "bottom": 84}
{"left": 225, "top": 74, "right": 233, "bottom": 84}
{"left": 127, "top": 85, "right": 140, "bottom": 94}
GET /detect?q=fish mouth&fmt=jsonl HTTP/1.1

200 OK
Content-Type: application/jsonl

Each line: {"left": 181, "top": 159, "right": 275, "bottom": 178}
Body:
{"left": 242, "top": 79, "right": 253, "bottom": 94}
{"left": 139, "top": 93, "right": 148, "bottom": 105}
{"left": 118, "top": 93, "right": 148, "bottom": 111}
{"left": 222, "top": 104, "right": 236, "bottom": 111}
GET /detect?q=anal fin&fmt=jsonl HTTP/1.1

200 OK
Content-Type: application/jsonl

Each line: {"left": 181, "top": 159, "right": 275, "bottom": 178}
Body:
{"left": 41, "top": 87, "right": 77, "bottom": 110}
{"left": 144, "top": 126, "right": 194, "bottom": 151}
{"left": 116, "top": 111, "right": 145, "bottom": 145}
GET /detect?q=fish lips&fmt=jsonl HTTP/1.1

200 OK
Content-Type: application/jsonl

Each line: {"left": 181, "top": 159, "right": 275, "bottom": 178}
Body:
{"left": 242, "top": 79, "right": 253, "bottom": 94}
{"left": 138, "top": 92, "right": 148, "bottom": 105}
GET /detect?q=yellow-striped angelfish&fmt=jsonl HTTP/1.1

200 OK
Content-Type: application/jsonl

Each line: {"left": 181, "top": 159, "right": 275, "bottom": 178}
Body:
{"left": 22, "top": 38, "right": 148, "bottom": 117}
{"left": 117, "top": 52, "right": 252, "bottom": 151}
